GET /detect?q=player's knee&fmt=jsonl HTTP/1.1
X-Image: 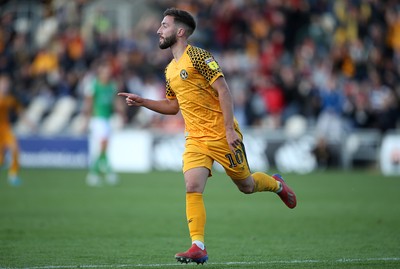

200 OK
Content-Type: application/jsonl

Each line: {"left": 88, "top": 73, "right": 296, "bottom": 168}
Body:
{"left": 185, "top": 181, "right": 203, "bottom": 193}
{"left": 232, "top": 176, "right": 254, "bottom": 194}
{"left": 237, "top": 184, "right": 254, "bottom": 194}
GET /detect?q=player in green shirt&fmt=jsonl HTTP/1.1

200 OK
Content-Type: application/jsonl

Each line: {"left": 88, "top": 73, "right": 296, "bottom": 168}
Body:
{"left": 83, "top": 62, "right": 125, "bottom": 186}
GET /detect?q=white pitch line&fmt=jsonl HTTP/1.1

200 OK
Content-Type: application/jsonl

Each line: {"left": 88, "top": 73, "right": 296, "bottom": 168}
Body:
{"left": 2, "top": 257, "right": 400, "bottom": 269}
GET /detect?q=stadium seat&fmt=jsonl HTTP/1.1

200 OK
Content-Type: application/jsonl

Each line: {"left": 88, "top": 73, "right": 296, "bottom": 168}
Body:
{"left": 68, "top": 113, "right": 87, "bottom": 136}
{"left": 15, "top": 96, "right": 51, "bottom": 135}
{"left": 40, "top": 96, "right": 77, "bottom": 136}
{"left": 342, "top": 129, "right": 382, "bottom": 169}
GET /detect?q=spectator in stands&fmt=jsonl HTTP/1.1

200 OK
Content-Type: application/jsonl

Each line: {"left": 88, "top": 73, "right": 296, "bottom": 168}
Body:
{"left": 276, "top": 65, "right": 305, "bottom": 124}
{"left": 0, "top": 0, "right": 399, "bottom": 139}
{"left": 343, "top": 80, "right": 373, "bottom": 129}
{"left": 30, "top": 47, "right": 59, "bottom": 77}
{"left": 368, "top": 70, "right": 399, "bottom": 133}
{"left": 313, "top": 74, "right": 347, "bottom": 167}
{"left": 257, "top": 74, "right": 285, "bottom": 128}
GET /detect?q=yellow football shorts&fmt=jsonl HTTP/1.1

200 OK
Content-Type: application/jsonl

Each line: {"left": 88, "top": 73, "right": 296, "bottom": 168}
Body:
{"left": 183, "top": 135, "right": 251, "bottom": 180}
{"left": 0, "top": 128, "right": 17, "bottom": 149}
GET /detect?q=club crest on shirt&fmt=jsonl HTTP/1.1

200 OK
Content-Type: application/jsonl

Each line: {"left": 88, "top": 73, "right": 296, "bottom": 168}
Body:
{"left": 205, "top": 57, "right": 220, "bottom": 70}
{"left": 180, "top": 69, "right": 188, "bottom": 80}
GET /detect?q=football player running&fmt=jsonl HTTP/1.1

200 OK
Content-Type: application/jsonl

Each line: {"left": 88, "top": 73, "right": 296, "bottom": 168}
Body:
{"left": 119, "top": 8, "right": 297, "bottom": 264}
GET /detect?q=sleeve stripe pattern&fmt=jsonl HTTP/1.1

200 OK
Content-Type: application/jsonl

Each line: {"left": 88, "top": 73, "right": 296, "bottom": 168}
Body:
{"left": 164, "top": 65, "right": 176, "bottom": 98}
{"left": 187, "top": 46, "right": 223, "bottom": 83}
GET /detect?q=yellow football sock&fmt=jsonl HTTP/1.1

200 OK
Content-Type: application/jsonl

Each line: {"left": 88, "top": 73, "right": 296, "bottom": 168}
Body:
{"left": 9, "top": 150, "right": 19, "bottom": 176}
{"left": 186, "top": 192, "right": 206, "bottom": 243}
{"left": 252, "top": 172, "right": 280, "bottom": 192}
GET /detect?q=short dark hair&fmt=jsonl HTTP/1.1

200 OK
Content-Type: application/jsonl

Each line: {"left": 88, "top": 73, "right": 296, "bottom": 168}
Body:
{"left": 163, "top": 8, "right": 196, "bottom": 37}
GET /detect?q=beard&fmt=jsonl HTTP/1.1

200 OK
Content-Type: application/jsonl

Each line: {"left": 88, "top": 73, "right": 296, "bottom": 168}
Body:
{"left": 159, "top": 34, "right": 177, "bottom": 49}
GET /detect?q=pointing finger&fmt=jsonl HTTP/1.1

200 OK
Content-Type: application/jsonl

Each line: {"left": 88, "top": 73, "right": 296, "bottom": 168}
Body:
{"left": 117, "top": 92, "right": 130, "bottom": 97}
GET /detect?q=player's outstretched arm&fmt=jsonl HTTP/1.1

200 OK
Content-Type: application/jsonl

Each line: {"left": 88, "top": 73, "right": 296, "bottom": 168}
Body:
{"left": 118, "top": 92, "right": 180, "bottom": 115}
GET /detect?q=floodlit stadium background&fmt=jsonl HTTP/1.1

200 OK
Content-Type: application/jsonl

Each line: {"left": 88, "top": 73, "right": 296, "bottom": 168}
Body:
{"left": 1, "top": 0, "right": 399, "bottom": 175}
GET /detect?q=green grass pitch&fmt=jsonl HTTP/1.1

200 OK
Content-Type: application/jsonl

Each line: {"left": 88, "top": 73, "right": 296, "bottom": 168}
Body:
{"left": 1, "top": 168, "right": 399, "bottom": 268}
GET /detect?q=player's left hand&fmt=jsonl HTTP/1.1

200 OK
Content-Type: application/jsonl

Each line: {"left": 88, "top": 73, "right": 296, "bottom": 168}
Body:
{"left": 226, "top": 128, "right": 242, "bottom": 153}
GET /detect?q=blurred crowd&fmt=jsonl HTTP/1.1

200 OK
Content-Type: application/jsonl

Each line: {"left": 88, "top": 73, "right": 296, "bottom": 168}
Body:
{"left": 0, "top": 0, "right": 399, "bottom": 135}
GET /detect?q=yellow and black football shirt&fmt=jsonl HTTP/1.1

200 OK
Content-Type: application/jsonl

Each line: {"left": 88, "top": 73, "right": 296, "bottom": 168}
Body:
{"left": 165, "top": 45, "right": 239, "bottom": 140}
